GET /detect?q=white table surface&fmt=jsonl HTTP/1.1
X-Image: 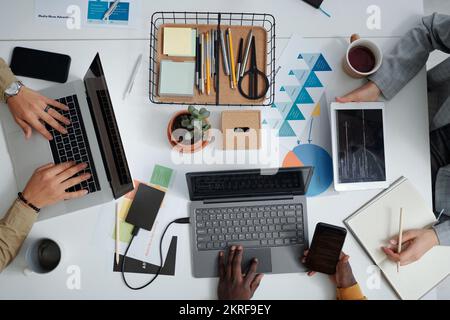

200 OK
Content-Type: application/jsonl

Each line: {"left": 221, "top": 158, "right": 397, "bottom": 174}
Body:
{"left": 1, "top": 0, "right": 448, "bottom": 300}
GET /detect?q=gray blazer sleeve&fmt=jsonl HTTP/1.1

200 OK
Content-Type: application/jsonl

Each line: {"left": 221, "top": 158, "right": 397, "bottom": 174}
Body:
{"left": 433, "top": 220, "right": 450, "bottom": 246}
{"left": 369, "top": 13, "right": 450, "bottom": 100}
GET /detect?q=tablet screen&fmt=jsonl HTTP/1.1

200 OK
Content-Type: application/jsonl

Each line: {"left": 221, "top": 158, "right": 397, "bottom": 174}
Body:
{"left": 336, "top": 109, "right": 386, "bottom": 183}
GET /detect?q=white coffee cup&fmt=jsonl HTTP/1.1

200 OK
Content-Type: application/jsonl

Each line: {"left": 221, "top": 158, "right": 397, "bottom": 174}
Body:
{"left": 343, "top": 34, "right": 383, "bottom": 78}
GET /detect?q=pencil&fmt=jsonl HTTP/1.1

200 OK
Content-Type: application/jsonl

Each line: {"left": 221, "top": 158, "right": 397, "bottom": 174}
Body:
{"left": 115, "top": 202, "right": 120, "bottom": 265}
{"left": 200, "top": 33, "right": 205, "bottom": 94}
{"left": 227, "top": 28, "right": 237, "bottom": 89}
{"left": 397, "top": 208, "right": 403, "bottom": 273}
{"left": 206, "top": 32, "right": 211, "bottom": 95}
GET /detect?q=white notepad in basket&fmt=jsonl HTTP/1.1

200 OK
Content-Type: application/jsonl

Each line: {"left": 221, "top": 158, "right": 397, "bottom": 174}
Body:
{"left": 345, "top": 176, "right": 450, "bottom": 300}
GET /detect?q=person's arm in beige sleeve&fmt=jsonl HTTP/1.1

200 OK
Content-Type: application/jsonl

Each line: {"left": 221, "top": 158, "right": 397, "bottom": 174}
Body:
{"left": 0, "top": 58, "right": 18, "bottom": 102}
{"left": 0, "top": 200, "right": 38, "bottom": 272}
{"left": 0, "top": 162, "right": 92, "bottom": 272}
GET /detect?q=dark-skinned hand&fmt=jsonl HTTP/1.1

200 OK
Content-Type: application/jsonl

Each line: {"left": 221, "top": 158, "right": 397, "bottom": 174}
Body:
{"left": 217, "top": 246, "right": 264, "bottom": 300}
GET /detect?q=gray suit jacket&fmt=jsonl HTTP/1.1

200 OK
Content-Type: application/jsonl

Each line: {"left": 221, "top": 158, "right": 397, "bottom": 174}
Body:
{"left": 369, "top": 13, "right": 450, "bottom": 245}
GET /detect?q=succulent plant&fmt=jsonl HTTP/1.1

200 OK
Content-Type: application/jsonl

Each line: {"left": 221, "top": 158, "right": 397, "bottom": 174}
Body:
{"left": 178, "top": 106, "right": 211, "bottom": 142}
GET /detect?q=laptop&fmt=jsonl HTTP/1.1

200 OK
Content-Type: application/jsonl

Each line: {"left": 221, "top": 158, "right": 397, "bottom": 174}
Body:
{"left": 1, "top": 53, "right": 133, "bottom": 220}
{"left": 186, "top": 167, "right": 313, "bottom": 278}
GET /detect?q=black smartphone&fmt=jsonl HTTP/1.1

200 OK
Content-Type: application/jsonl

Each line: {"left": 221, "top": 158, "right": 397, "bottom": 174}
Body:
{"left": 305, "top": 222, "right": 347, "bottom": 274}
{"left": 10, "top": 47, "right": 71, "bottom": 83}
{"left": 302, "top": 0, "right": 324, "bottom": 9}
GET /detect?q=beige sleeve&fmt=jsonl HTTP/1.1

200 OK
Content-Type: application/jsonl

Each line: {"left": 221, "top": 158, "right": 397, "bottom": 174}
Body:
{"left": 0, "top": 57, "right": 18, "bottom": 103}
{"left": 0, "top": 199, "right": 38, "bottom": 272}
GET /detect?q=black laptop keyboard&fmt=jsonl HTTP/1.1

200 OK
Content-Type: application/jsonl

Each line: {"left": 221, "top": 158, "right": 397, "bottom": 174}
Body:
{"left": 195, "top": 204, "right": 304, "bottom": 251}
{"left": 46, "top": 95, "right": 100, "bottom": 194}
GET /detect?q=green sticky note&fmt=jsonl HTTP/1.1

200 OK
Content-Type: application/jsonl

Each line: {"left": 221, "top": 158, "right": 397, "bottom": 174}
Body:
{"left": 113, "top": 220, "right": 134, "bottom": 243}
{"left": 150, "top": 165, "right": 174, "bottom": 188}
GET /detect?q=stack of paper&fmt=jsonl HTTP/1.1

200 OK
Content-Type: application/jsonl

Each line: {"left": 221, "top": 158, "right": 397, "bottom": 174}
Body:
{"left": 163, "top": 27, "right": 197, "bottom": 57}
{"left": 159, "top": 60, "right": 195, "bottom": 96}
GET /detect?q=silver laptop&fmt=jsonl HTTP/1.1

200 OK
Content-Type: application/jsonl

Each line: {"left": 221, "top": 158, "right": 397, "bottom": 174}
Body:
{"left": 186, "top": 167, "right": 313, "bottom": 278}
{"left": 1, "top": 53, "right": 133, "bottom": 220}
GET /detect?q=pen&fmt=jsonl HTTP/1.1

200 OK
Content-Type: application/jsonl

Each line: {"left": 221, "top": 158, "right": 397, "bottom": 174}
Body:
{"left": 236, "top": 38, "right": 243, "bottom": 82}
{"left": 115, "top": 202, "right": 120, "bottom": 265}
{"left": 240, "top": 29, "right": 253, "bottom": 77}
{"left": 206, "top": 32, "right": 211, "bottom": 95}
{"left": 122, "top": 54, "right": 142, "bottom": 100}
{"left": 103, "top": 0, "right": 121, "bottom": 21}
{"left": 220, "top": 30, "right": 230, "bottom": 75}
{"left": 397, "top": 208, "right": 403, "bottom": 273}
{"left": 200, "top": 33, "right": 205, "bottom": 94}
{"left": 195, "top": 32, "right": 200, "bottom": 90}
{"left": 227, "top": 28, "right": 237, "bottom": 89}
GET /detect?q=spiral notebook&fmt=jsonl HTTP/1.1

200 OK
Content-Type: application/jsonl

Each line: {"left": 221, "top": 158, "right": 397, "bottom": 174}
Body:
{"left": 345, "top": 176, "right": 450, "bottom": 300}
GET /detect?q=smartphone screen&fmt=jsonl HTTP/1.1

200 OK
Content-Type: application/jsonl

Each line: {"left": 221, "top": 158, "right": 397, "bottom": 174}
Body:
{"left": 302, "top": 0, "right": 324, "bottom": 9}
{"left": 305, "top": 223, "right": 347, "bottom": 274}
{"left": 10, "top": 47, "right": 71, "bottom": 83}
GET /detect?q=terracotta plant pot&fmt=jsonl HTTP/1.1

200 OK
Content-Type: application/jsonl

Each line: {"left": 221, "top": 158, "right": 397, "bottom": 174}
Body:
{"left": 167, "top": 110, "right": 210, "bottom": 153}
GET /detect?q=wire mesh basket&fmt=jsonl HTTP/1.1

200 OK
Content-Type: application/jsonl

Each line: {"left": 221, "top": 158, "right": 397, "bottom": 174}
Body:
{"left": 149, "top": 11, "right": 276, "bottom": 107}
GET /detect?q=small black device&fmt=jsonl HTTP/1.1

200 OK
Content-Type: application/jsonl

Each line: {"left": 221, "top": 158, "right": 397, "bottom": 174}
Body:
{"left": 305, "top": 222, "right": 347, "bottom": 275}
{"left": 10, "top": 47, "right": 71, "bottom": 83}
{"left": 302, "top": 0, "right": 324, "bottom": 9}
{"left": 125, "top": 184, "right": 165, "bottom": 231}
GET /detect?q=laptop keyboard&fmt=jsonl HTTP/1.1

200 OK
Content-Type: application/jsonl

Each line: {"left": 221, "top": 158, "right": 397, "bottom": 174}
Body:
{"left": 195, "top": 204, "right": 304, "bottom": 251}
{"left": 46, "top": 94, "right": 101, "bottom": 194}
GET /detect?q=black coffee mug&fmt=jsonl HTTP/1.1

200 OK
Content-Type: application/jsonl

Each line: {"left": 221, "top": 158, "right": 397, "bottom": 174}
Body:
{"left": 24, "top": 238, "right": 62, "bottom": 275}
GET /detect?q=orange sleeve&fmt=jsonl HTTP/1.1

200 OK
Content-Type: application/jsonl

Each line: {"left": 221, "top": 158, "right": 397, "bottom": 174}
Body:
{"left": 336, "top": 283, "right": 367, "bottom": 300}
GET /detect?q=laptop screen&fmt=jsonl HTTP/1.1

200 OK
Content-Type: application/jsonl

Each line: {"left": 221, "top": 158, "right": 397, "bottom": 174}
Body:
{"left": 186, "top": 167, "right": 314, "bottom": 201}
{"left": 83, "top": 53, "right": 133, "bottom": 198}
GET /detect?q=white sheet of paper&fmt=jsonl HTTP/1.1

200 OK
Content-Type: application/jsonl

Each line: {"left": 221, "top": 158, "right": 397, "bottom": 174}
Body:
{"left": 34, "top": 0, "right": 83, "bottom": 25}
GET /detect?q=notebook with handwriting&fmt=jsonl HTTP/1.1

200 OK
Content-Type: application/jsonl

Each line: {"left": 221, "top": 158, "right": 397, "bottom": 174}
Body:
{"left": 345, "top": 176, "right": 450, "bottom": 300}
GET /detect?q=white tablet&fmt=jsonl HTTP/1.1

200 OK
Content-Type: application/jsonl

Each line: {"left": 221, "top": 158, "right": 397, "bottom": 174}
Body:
{"left": 330, "top": 102, "right": 389, "bottom": 191}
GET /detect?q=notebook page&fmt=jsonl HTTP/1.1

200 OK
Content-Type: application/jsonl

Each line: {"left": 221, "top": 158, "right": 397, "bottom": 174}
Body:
{"left": 379, "top": 246, "right": 450, "bottom": 300}
{"left": 346, "top": 178, "right": 436, "bottom": 265}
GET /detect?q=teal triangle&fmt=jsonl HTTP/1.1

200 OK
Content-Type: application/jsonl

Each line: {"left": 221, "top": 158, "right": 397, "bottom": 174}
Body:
{"left": 312, "top": 54, "right": 332, "bottom": 72}
{"left": 283, "top": 86, "right": 302, "bottom": 101}
{"left": 288, "top": 70, "right": 294, "bottom": 75}
{"left": 297, "top": 53, "right": 303, "bottom": 59}
{"left": 262, "top": 119, "right": 268, "bottom": 124}
{"left": 304, "top": 72, "right": 323, "bottom": 88}
{"left": 301, "top": 53, "right": 320, "bottom": 69}
{"left": 274, "top": 102, "right": 294, "bottom": 118}
{"left": 290, "top": 69, "right": 309, "bottom": 87}
{"left": 280, "top": 86, "right": 286, "bottom": 92}
{"left": 286, "top": 105, "right": 305, "bottom": 120}
{"left": 271, "top": 103, "right": 277, "bottom": 108}
{"left": 279, "top": 120, "right": 296, "bottom": 137}
{"left": 295, "top": 87, "right": 314, "bottom": 104}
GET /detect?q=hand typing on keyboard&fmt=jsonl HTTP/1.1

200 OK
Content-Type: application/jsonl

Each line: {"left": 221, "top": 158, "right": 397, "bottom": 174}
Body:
{"left": 6, "top": 86, "right": 71, "bottom": 140}
{"left": 22, "top": 161, "right": 91, "bottom": 209}
{"left": 217, "top": 246, "right": 264, "bottom": 300}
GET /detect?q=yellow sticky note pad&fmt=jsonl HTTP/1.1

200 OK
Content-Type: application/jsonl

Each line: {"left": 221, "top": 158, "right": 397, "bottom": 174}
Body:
{"left": 163, "top": 27, "right": 196, "bottom": 57}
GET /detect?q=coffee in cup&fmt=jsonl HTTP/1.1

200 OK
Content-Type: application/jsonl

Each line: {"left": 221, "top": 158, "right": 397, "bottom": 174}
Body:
{"left": 24, "top": 238, "right": 62, "bottom": 275}
{"left": 343, "top": 34, "right": 382, "bottom": 78}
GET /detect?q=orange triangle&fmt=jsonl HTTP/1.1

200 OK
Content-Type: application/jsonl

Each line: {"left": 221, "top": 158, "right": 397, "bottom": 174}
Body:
{"left": 283, "top": 151, "right": 304, "bottom": 167}
{"left": 311, "top": 103, "right": 321, "bottom": 117}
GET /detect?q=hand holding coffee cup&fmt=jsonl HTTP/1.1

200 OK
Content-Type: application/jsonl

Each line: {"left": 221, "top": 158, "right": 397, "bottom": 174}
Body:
{"left": 343, "top": 34, "right": 382, "bottom": 78}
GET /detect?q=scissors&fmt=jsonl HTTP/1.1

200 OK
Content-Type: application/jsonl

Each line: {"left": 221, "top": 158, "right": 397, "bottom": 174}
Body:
{"left": 238, "top": 36, "right": 269, "bottom": 100}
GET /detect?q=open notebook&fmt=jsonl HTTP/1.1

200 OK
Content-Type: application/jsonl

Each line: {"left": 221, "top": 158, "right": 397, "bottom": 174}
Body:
{"left": 345, "top": 177, "right": 450, "bottom": 300}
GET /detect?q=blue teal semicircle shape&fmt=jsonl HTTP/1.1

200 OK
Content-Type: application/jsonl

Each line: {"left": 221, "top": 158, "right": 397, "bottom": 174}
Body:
{"left": 292, "top": 144, "right": 333, "bottom": 196}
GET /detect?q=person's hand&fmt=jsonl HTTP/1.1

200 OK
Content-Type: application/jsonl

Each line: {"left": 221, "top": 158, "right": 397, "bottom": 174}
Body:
{"left": 335, "top": 81, "right": 381, "bottom": 103}
{"left": 381, "top": 229, "right": 439, "bottom": 266}
{"left": 22, "top": 161, "right": 91, "bottom": 209}
{"left": 217, "top": 246, "right": 264, "bottom": 300}
{"left": 6, "top": 86, "right": 70, "bottom": 140}
{"left": 302, "top": 250, "right": 357, "bottom": 289}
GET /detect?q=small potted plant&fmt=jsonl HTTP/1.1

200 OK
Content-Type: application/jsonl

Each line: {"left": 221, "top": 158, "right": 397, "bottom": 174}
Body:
{"left": 167, "top": 105, "right": 211, "bottom": 153}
